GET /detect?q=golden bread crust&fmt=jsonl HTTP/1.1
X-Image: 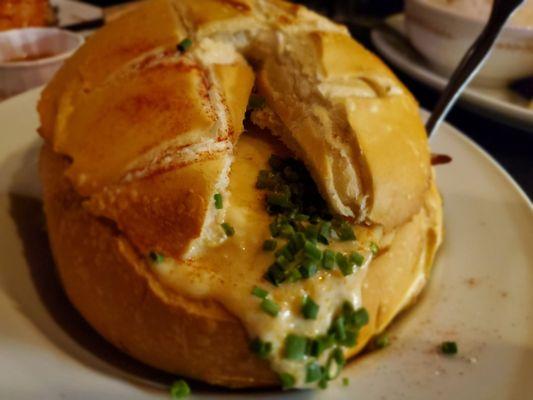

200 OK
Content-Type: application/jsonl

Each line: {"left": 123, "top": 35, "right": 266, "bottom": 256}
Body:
{"left": 214, "top": 63, "right": 255, "bottom": 136}
{"left": 63, "top": 60, "right": 217, "bottom": 195}
{"left": 40, "top": 146, "right": 278, "bottom": 388}
{"left": 85, "top": 155, "right": 230, "bottom": 259}
{"left": 38, "top": 0, "right": 187, "bottom": 145}
{"left": 40, "top": 143, "right": 442, "bottom": 387}
{"left": 38, "top": 0, "right": 443, "bottom": 388}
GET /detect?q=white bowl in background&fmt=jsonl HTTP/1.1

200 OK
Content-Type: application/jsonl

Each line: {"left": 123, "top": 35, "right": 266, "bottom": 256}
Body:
{"left": 405, "top": 0, "right": 533, "bottom": 87}
{"left": 0, "top": 28, "right": 83, "bottom": 99}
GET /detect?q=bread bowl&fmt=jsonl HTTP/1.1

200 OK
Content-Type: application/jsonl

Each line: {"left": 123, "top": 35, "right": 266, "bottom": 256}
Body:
{"left": 38, "top": 0, "right": 443, "bottom": 390}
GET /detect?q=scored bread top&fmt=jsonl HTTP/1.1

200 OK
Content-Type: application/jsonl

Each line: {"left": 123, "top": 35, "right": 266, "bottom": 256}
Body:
{"left": 38, "top": 0, "right": 187, "bottom": 148}
{"left": 38, "top": 0, "right": 431, "bottom": 259}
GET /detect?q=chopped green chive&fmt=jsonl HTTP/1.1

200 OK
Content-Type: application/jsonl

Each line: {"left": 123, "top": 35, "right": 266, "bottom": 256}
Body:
{"left": 369, "top": 241, "right": 379, "bottom": 255}
{"left": 276, "top": 245, "right": 294, "bottom": 262}
{"left": 322, "top": 249, "right": 335, "bottom": 270}
{"left": 318, "top": 221, "right": 331, "bottom": 244}
{"left": 251, "top": 286, "right": 268, "bottom": 299}
{"left": 272, "top": 224, "right": 294, "bottom": 239}
{"left": 292, "top": 232, "right": 306, "bottom": 250}
{"left": 352, "top": 308, "right": 369, "bottom": 328}
{"left": 170, "top": 379, "right": 190, "bottom": 399}
{"left": 336, "top": 222, "right": 356, "bottom": 241}
{"left": 342, "top": 377, "right": 349, "bottom": 386}
{"left": 213, "top": 193, "right": 223, "bottom": 209}
{"left": 305, "top": 362, "right": 323, "bottom": 383}
{"left": 256, "top": 153, "right": 370, "bottom": 289}
{"left": 349, "top": 251, "right": 365, "bottom": 267}
{"left": 247, "top": 300, "right": 369, "bottom": 389}
{"left": 286, "top": 268, "right": 303, "bottom": 283}
{"left": 304, "top": 241, "right": 322, "bottom": 261}
{"left": 310, "top": 335, "right": 335, "bottom": 357}
{"left": 264, "top": 263, "right": 286, "bottom": 286}
{"left": 331, "top": 316, "right": 346, "bottom": 341}
{"left": 284, "top": 334, "right": 308, "bottom": 360}
{"left": 285, "top": 237, "right": 298, "bottom": 254}
{"left": 250, "top": 338, "right": 272, "bottom": 359}
{"left": 294, "top": 213, "right": 309, "bottom": 221}
{"left": 269, "top": 222, "right": 280, "bottom": 237}
{"left": 325, "top": 348, "right": 344, "bottom": 380}
{"left": 247, "top": 301, "right": 369, "bottom": 388}
{"left": 336, "top": 252, "right": 353, "bottom": 276}
{"left": 276, "top": 254, "right": 291, "bottom": 269}
{"left": 342, "top": 301, "right": 354, "bottom": 316}
{"left": 299, "top": 259, "right": 318, "bottom": 279}
{"left": 263, "top": 239, "right": 277, "bottom": 251}
{"left": 332, "top": 347, "right": 346, "bottom": 366}
{"left": 260, "top": 298, "right": 280, "bottom": 317}
{"left": 248, "top": 94, "right": 266, "bottom": 110}
{"left": 301, "top": 296, "right": 320, "bottom": 320}
{"left": 221, "top": 222, "right": 235, "bottom": 237}
{"left": 339, "top": 330, "right": 357, "bottom": 347}
{"left": 267, "top": 192, "right": 291, "bottom": 208}
{"left": 279, "top": 224, "right": 295, "bottom": 238}
{"left": 304, "top": 224, "right": 319, "bottom": 242}
{"left": 279, "top": 372, "right": 295, "bottom": 390}
{"left": 149, "top": 251, "right": 164, "bottom": 264}
{"left": 177, "top": 38, "right": 192, "bottom": 53}
{"left": 374, "top": 333, "right": 390, "bottom": 349}
{"left": 440, "top": 341, "right": 458, "bottom": 355}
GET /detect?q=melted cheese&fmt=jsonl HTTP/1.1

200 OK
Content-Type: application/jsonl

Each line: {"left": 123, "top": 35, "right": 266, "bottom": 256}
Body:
{"left": 153, "top": 132, "right": 384, "bottom": 387}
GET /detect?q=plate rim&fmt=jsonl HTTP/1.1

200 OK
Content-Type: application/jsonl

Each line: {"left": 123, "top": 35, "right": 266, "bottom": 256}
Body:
{"left": 430, "top": 121, "right": 532, "bottom": 206}
{"left": 0, "top": 88, "right": 532, "bottom": 399}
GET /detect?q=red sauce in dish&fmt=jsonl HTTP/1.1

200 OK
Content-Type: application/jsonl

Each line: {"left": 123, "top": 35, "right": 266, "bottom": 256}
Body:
{"left": 431, "top": 153, "right": 453, "bottom": 166}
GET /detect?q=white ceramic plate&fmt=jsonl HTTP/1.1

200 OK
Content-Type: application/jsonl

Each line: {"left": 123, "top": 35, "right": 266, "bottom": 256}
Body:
{"left": 371, "top": 14, "right": 533, "bottom": 132}
{"left": 52, "top": 0, "right": 103, "bottom": 27}
{"left": 0, "top": 89, "right": 532, "bottom": 399}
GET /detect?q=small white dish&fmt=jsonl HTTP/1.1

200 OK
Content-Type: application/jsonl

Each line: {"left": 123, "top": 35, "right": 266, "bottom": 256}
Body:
{"left": 0, "top": 88, "right": 532, "bottom": 399}
{"left": 404, "top": 0, "right": 533, "bottom": 87}
{"left": 0, "top": 27, "right": 82, "bottom": 99}
{"left": 371, "top": 14, "right": 533, "bottom": 132}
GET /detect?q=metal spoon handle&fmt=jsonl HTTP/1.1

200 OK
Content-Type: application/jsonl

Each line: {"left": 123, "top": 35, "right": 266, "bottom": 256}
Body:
{"left": 425, "top": 0, "right": 525, "bottom": 136}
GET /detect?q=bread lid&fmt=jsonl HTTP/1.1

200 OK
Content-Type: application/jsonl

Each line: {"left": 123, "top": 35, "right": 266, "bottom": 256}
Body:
{"left": 39, "top": 0, "right": 432, "bottom": 260}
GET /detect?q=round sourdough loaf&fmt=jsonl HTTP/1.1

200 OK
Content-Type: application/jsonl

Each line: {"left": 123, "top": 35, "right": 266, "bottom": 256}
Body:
{"left": 38, "top": 0, "right": 443, "bottom": 388}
